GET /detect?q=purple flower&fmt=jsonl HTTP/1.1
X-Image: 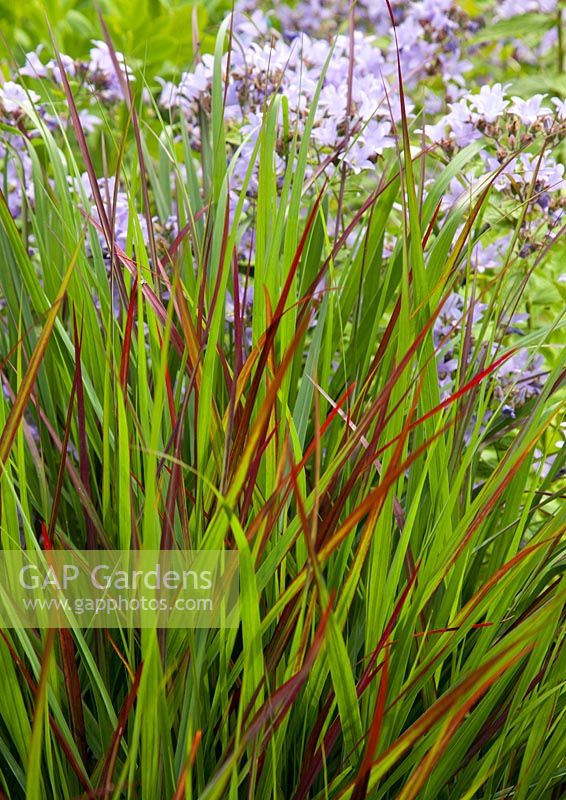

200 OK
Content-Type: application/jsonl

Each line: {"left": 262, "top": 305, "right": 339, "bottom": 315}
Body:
{"left": 87, "top": 40, "right": 132, "bottom": 102}
{"left": 434, "top": 99, "right": 481, "bottom": 147}
{"left": 73, "top": 173, "right": 148, "bottom": 253}
{"left": 178, "top": 62, "right": 212, "bottom": 103}
{"left": 312, "top": 117, "right": 338, "bottom": 147}
{"left": 509, "top": 94, "right": 551, "bottom": 125}
{"left": 156, "top": 79, "right": 179, "bottom": 109}
{"left": 495, "top": 350, "right": 545, "bottom": 405}
{"left": 19, "top": 48, "right": 48, "bottom": 79}
{"left": 318, "top": 83, "right": 348, "bottom": 120}
{"left": 498, "top": 0, "right": 556, "bottom": 18}
{"left": 48, "top": 53, "right": 77, "bottom": 83}
{"left": 231, "top": 8, "right": 271, "bottom": 40}
{"left": 434, "top": 292, "right": 487, "bottom": 348}
{"left": 471, "top": 233, "right": 512, "bottom": 272}
{"left": 518, "top": 153, "right": 565, "bottom": 191}
{"left": 0, "top": 81, "right": 40, "bottom": 114}
{"left": 469, "top": 83, "right": 509, "bottom": 123}
{"left": 1, "top": 147, "right": 34, "bottom": 218}
{"left": 78, "top": 109, "right": 102, "bottom": 133}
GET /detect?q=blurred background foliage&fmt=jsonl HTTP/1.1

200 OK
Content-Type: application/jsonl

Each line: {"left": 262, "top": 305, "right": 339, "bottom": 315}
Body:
{"left": 0, "top": 0, "right": 232, "bottom": 78}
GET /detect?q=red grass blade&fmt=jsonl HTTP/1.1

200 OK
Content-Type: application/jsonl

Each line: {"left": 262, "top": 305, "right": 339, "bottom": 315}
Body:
{"left": 98, "top": 661, "right": 144, "bottom": 797}
{"left": 119, "top": 278, "right": 138, "bottom": 391}
{"left": 351, "top": 644, "right": 390, "bottom": 800}
{"left": 0, "top": 237, "right": 81, "bottom": 476}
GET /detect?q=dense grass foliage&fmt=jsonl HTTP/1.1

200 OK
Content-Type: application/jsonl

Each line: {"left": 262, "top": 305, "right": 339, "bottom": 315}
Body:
{"left": 0, "top": 1, "right": 565, "bottom": 798}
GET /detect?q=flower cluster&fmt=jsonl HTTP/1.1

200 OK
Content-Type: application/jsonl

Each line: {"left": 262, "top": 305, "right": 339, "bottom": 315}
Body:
{"left": 428, "top": 82, "right": 565, "bottom": 267}
{"left": 1, "top": 0, "right": 563, "bottom": 434}
{"left": 71, "top": 174, "right": 148, "bottom": 254}
{"left": 0, "top": 40, "right": 133, "bottom": 219}
{"left": 19, "top": 40, "right": 132, "bottom": 104}
{"left": 434, "top": 292, "right": 486, "bottom": 400}
{"left": 158, "top": 0, "right": 486, "bottom": 184}
{"left": 0, "top": 82, "right": 39, "bottom": 217}
{"left": 432, "top": 293, "right": 546, "bottom": 430}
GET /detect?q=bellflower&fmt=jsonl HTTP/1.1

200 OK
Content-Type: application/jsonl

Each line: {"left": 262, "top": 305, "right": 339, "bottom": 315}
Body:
{"left": 469, "top": 83, "right": 509, "bottom": 122}
{"left": 19, "top": 48, "right": 49, "bottom": 79}
{"left": 509, "top": 94, "right": 551, "bottom": 125}
{"left": 0, "top": 81, "right": 40, "bottom": 115}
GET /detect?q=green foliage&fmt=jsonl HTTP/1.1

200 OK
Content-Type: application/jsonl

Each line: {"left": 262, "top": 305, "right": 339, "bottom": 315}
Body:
{"left": 0, "top": 0, "right": 225, "bottom": 77}
{"left": 0, "top": 6, "right": 565, "bottom": 800}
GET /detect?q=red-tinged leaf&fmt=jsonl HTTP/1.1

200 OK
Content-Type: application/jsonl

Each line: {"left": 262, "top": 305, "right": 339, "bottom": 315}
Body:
{"left": 98, "top": 661, "right": 144, "bottom": 796}
{"left": 203, "top": 191, "right": 232, "bottom": 346}
{"left": 80, "top": 212, "right": 187, "bottom": 357}
{"left": 104, "top": 631, "right": 135, "bottom": 682}
{"left": 389, "top": 537, "right": 558, "bottom": 715}
{"left": 461, "top": 595, "right": 560, "bottom": 770}
{"left": 356, "top": 641, "right": 533, "bottom": 793}
{"left": 289, "top": 449, "right": 323, "bottom": 596}
{"left": 58, "top": 629, "right": 88, "bottom": 768}
{"left": 249, "top": 382, "right": 357, "bottom": 559}
{"left": 47, "top": 29, "right": 128, "bottom": 308}
{"left": 0, "top": 237, "right": 81, "bottom": 475}
{"left": 370, "top": 348, "right": 518, "bottom": 463}
{"left": 97, "top": 16, "right": 159, "bottom": 281}
{"left": 291, "top": 382, "right": 357, "bottom": 485}
{"left": 157, "top": 327, "right": 176, "bottom": 425}
{"left": 296, "top": 572, "right": 419, "bottom": 800}
{"left": 119, "top": 278, "right": 138, "bottom": 392}
{"left": 27, "top": 391, "right": 110, "bottom": 549}
{"left": 396, "top": 645, "right": 532, "bottom": 800}
{"left": 340, "top": 280, "right": 456, "bottom": 458}
{"left": 319, "top": 414, "right": 452, "bottom": 562}
{"left": 230, "top": 179, "right": 328, "bottom": 463}
{"left": 160, "top": 398, "right": 185, "bottom": 551}
{"left": 307, "top": 377, "right": 409, "bottom": 558}
{"left": 223, "top": 307, "right": 313, "bottom": 513}
{"left": 172, "top": 731, "right": 202, "bottom": 800}
{"left": 239, "top": 425, "right": 278, "bottom": 525}
{"left": 253, "top": 605, "right": 330, "bottom": 746}
{"left": 166, "top": 204, "right": 208, "bottom": 262}
{"left": 434, "top": 421, "right": 556, "bottom": 588}
{"left": 413, "top": 621, "right": 495, "bottom": 639}
{"left": 407, "top": 348, "right": 517, "bottom": 431}
{"left": 449, "top": 532, "right": 563, "bottom": 631}
{"left": 360, "top": 567, "right": 420, "bottom": 689}
{"left": 422, "top": 199, "right": 442, "bottom": 249}
{"left": 225, "top": 601, "right": 331, "bottom": 770}
{"left": 41, "top": 520, "right": 52, "bottom": 551}
{"left": 189, "top": 730, "right": 202, "bottom": 767}
{"left": 299, "top": 183, "right": 385, "bottom": 325}
{"left": 41, "top": 357, "right": 88, "bottom": 767}
{"left": 0, "top": 631, "right": 91, "bottom": 791}
{"left": 351, "top": 644, "right": 390, "bottom": 800}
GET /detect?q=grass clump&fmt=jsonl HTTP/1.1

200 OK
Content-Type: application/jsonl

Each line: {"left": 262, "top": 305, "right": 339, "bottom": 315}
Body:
{"left": 0, "top": 1, "right": 565, "bottom": 798}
